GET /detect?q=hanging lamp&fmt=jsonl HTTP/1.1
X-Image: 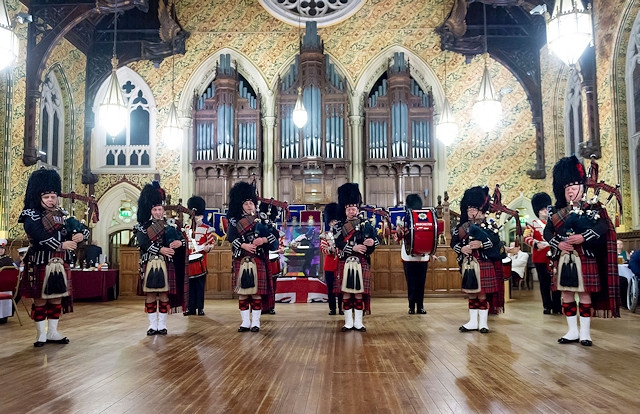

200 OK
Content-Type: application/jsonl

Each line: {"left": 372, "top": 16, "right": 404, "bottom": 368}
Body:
{"left": 292, "top": 10, "right": 307, "bottom": 129}
{"left": 436, "top": 52, "right": 457, "bottom": 145}
{"left": 0, "top": 0, "right": 18, "bottom": 70}
{"left": 163, "top": 31, "right": 182, "bottom": 149}
{"left": 99, "top": 8, "right": 127, "bottom": 137}
{"left": 472, "top": 3, "right": 502, "bottom": 132}
{"left": 546, "top": 0, "right": 593, "bottom": 66}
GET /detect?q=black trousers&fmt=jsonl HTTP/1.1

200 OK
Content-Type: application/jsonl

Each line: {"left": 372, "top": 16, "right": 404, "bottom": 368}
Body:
{"left": 325, "top": 270, "right": 342, "bottom": 311}
{"left": 535, "top": 263, "right": 561, "bottom": 312}
{"left": 187, "top": 275, "right": 206, "bottom": 311}
{"left": 403, "top": 261, "right": 429, "bottom": 309}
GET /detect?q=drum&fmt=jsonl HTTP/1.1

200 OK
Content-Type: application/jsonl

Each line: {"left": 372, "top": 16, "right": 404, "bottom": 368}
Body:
{"left": 268, "top": 252, "right": 281, "bottom": 277}
{"left": 188, "top": 253, "right": 207, "bottom": 278}
{"left": 406, "top": 208, "right": 438, "bottom": 256}
{"left": 502, "top": 257, "right": 512, "bottom": 281}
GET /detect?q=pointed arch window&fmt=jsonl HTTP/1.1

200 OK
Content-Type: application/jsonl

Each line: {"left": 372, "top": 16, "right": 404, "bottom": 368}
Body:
{"left": 564, "top": 69, "right": 583, "bottom": 157}
{"left": 39, "top": 73, "right": 64, "bottom": 168}
{"left": 92, "top": 67, "right": 156, "bottom": 172}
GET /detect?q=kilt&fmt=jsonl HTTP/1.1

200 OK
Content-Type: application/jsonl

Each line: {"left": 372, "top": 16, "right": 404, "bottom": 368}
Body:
{"left": 20, "top": 253, "right": 72, "bottom": 300}
{"left": 477, "top": 258, "right": 501, "bottom": 294}
{"left": 137, "top": 260, "right": 178, "bottom": 296}
{"left": 334, "top": 256, "right": 372, "bottom": 295}
{"left": 232, "top": 256, "right": 268, "bottom": 296}
{"left": 552, "top": 247, "right": 600, "bottom": 293}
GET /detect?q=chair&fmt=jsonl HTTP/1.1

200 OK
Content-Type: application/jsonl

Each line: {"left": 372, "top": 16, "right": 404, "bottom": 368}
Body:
{"left": 0, "top": 266, "right": 22, "bottom": 326}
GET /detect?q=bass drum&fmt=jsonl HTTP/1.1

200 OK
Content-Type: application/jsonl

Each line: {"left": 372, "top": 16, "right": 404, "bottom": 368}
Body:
{"left": 405, "top": 208, "right": 438, "bottom": 256}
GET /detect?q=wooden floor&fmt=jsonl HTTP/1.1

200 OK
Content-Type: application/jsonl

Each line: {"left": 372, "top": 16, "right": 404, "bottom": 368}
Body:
{"left": 1, "top": 288, "right": 640, "bottom": 414}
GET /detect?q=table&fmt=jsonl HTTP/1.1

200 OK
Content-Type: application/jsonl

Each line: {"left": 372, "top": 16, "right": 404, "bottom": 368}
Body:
{"left": 71, "top": 269, "right": 118, "bottom": 301}
{"left": 618, "top": 264, "right": 638, "bottom": 312}
{"left": 0, "top": 291, "right": 11, "bottom": 319}
{"left": 275, "top": 277, "right": 327, "bottom": 303}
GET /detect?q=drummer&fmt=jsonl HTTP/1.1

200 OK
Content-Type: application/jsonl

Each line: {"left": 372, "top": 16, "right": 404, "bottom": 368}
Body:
{"left": 395, "top": 194, "right": 430, "bottom": 315}
{"left": 183, "top": 196, "right": 215, "bottom": 316}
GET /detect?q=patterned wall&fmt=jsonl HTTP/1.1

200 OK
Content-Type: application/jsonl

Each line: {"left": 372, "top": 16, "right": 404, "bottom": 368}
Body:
{"left": 4, "top": 0, "right": 635, "bottom": 240}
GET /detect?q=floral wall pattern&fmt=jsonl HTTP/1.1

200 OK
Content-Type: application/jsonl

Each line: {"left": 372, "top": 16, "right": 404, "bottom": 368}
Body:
{"left": 1, "top": 0, "right": 636, "bottom": 241}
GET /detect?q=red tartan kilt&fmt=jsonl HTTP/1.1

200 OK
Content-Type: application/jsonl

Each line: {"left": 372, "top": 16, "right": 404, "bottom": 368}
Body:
{"left": 232, "top": 256, "right": 268, "bottom": 295}
{"left": 334, "top": 256, "right": 371, "bottom": 295}
{"left": 137, "top": 260, "right": 178, "bottom": 296}
{"left": 476, "top": 259, "right": 501, "bottom": 294}
{"left": 20, "top": 261, "right": 72, "bottom": 299}
{"left": 268, "top": 257, "right": 281, "bottom": 276}
{"left": 552, "top": 249, "right": 601, "bottom": 293}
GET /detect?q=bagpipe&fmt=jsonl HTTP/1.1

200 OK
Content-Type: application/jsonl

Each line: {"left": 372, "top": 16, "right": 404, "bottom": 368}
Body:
{"left": 360, "top": 206, "right": 392, "bottom": 243}
{"left": 487, "top": 184, "right": 522, "bottom": 237}
{"left": 60, "top": 191, "right": 100, "bottom": 224}
{"left": 162, "top": 200, "right": 193, "bottom": 245}
{"left": 584, "top": 155, "right": 623, "bottom": 226}
{"left": 257, "top": 196, "right": 289, "bottom": 222}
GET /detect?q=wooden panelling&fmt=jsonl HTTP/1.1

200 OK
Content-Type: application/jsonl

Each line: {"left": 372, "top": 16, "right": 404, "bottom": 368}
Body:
{"left": 118, "top": 246, "right": 140, "bottom": 296}
{"left": 205, "top": 247, "right": 233, "bottom": 298}
{"left": 370, "top": 245, "right": 462, "bottom": 297}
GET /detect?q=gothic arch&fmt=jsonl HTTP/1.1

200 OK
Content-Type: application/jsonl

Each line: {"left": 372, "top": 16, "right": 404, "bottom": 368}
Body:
{"left": 354, "top": 46, "right": 447, "bottom": 199}
{"left": 93, "top": 181, "right": 141, "bottom": 258}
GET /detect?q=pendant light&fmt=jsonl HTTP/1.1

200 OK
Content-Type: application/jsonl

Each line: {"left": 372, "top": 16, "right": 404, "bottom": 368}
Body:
{"left": 436, "top": 51, "right": 457, "bottom": 146}
{"left": 472, "top": 3, "right": 502, "bottom": 133}
{"left": 163, "top": 28, "right": 182, "bottom": 149}
{"left": 292, "top": 10, "right": 307, "bottom": 129}
{"left": 546, "top": 0, "right": 593, "bottom": 66}
{"left": 99, "top": 7, "right": 127, "bottom": 137}
{"left": 0, "top": 0, "right": 18, "bottom": 70}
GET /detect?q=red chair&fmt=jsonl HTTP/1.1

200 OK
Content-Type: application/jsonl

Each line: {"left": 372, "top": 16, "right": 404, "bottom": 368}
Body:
{"left": 0, "top": 266, "right": 22, "bottom": 326}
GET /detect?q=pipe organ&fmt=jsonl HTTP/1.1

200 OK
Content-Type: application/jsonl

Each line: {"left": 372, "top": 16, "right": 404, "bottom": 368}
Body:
{"left": 276, "top": 22, "right": 350, "bottom": 205}
{"left": 364, "top": 52, "right": 435, "bottom": 207}
{"left": 192, "top": 54, "right": 262, "bottom": 207}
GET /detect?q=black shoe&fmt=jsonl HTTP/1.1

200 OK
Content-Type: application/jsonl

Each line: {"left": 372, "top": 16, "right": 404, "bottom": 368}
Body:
{"left": 543, "top": 309, "right": 551, "bottom": 315}
{"left": 238, "top": 326, "right": 250, "bottom": 332}
{"left": 250, "top": 326, "right": 260, "bottom": 332}
{"left": 156, "top": 329, "right": 167, "bottom": 335}
{"left": 147, "top": 329, "right": 157, "bottom": 336}
{"left": 197, "top": 309, "right": 205, "bottom": 316}
{"left": 46, "top": 337, "right": 70, "bottom": 344}
{"left": 268, "top": 309, "right": 276, "bottom": 315}
{"left": 580, "top": 339, "right": 593, "bottom": 347}
{"left": 183, "top": 310, "right": 196, "bottom": 316}
{"left": 33, "top": 341, "right": 46, "bottom": 347}
{"left": 0, "top": 317, "right": 7, "bottom": 324}
{"left": 355, "top": 326, "right": 366, "bottom": 332}
{"left": 341, "top": 326, "right": 352, "bottom": 332}
{"left": 408, "top": 309, "right": 415, "bottom": 314}
{"left": 459, "top": 325, "right": 477, "bottom": 332}
{"left": 329, "top": 310, "right": 336, "bottom": 315}
{"left": 558, "top": 337, "right": 579, "bottom": 344}
{"left": 552, "top": 309, "right": 562, "bottom": 315}
{"left": 418, "top": 308, "right": 427, "bottom": 314}
{"left": 479, "top": 328, "right": 489, "bottom": 334}
{"left": 338, "top": 310, "right": 344, "bottom": 315}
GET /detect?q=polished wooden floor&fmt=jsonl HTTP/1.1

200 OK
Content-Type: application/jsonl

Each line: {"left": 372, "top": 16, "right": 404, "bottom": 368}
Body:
{"left": 1, "top": 287, "right": 640, "bottom": 414}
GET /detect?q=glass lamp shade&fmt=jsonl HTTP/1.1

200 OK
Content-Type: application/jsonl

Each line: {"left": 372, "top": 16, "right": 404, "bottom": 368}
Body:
{"left": 546, "top": 0, "right": 593, "bottom": 66}
{"left": 163, "top": 101, "right": 182, "bottom": 149}
{"left": 472, "top": 65, "right": 502, "bottom": 132}
{"left": 292, "top": 87, "right": 308, "bottom": 128}
{"left": 99, "top": 68, "right": 128, "bottom": 137}
{"left": 436, "top": 97, "right": 457, "bottom": 146}
{"left": 0, "top": 25, "right": 18, "bottom": 70}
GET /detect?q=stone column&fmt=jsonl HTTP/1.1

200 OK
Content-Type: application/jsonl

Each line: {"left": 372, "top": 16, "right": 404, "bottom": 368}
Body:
{"left": 262, "top": 115, "right": 276, "bottom": 198}
{"left": 349, "top": 115, "right": 364, "bottom": 185}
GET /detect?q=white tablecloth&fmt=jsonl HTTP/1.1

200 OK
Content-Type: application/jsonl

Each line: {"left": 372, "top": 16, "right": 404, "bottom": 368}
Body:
{"left": 0, "top": 292, "right": 11, "bottom": 318}
{"left": 618, "top": 264, "right": 634, "bottom": 282}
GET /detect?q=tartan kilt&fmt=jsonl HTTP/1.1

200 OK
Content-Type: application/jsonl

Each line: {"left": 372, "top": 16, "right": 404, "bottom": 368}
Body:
{"left": 552, "top": 249, "right": 600, "bottom": 293}
{"left": 232, "top": 256, "right": 268, "bottom": 296}
{"left": 137, "top": 260, "right": 178, "bottom": 296}
{"left": 334, "top": 256, "right": 372, "bottom": 295}
{"left": 262, "top": 274, "right": 276, "bottom": 310}
{"left": 20, "top": 253, "right": 72, "bottom": 300}
{"left": 477, "top": 258, "right": 501, "bottom": 294}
